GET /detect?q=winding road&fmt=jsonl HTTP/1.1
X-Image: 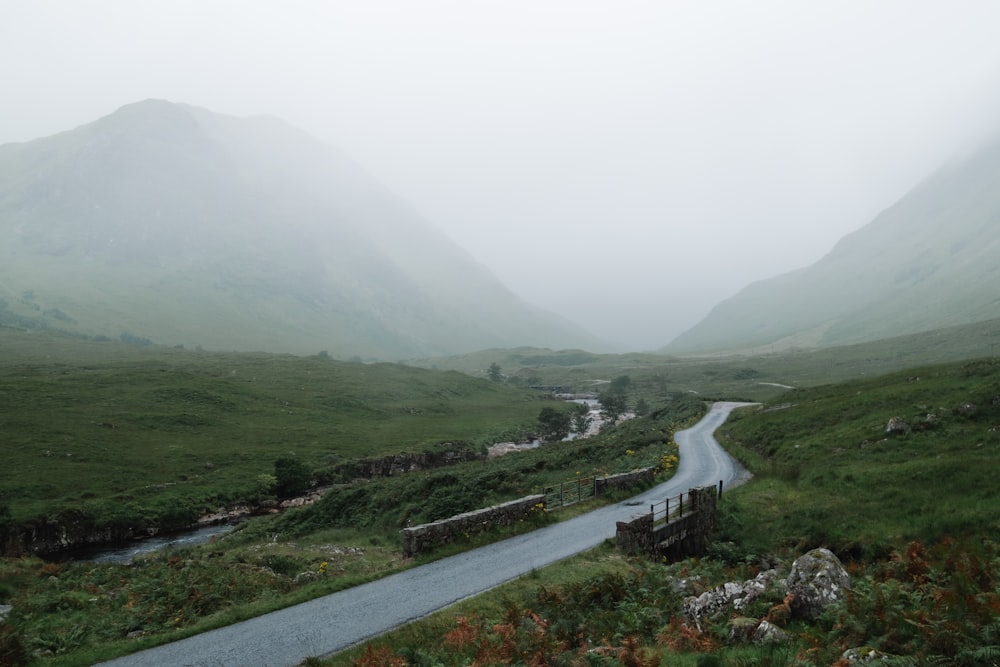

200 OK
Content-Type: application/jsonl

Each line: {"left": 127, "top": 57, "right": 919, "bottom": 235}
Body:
{"left": 98, "top": 402, "right": 751, "bottom": 667}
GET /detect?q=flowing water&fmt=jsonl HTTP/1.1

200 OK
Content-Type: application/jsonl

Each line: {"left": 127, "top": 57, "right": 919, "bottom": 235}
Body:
{"left": 77, "top": 522, "right": 238, "bottom": 564}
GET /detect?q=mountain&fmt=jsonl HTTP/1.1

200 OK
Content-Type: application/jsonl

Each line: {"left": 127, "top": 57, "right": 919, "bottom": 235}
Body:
{"left": 663, "top": 133, "right": 1000, "bottom": 356}
{"left": 0, "top": 100, "right": 601, "bottom": 359}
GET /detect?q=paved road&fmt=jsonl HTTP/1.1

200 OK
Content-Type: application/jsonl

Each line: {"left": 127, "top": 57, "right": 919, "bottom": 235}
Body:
{"left": 98, "top": 402, "right": 751, "bottom": 667}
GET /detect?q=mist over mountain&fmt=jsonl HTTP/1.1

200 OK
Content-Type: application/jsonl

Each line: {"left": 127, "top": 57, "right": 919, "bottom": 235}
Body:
{"left": 0, "top": 100, "right": 603, "bottom": 358}
{"left": 663, "top": 133, "right": 1000, "bottom": 356}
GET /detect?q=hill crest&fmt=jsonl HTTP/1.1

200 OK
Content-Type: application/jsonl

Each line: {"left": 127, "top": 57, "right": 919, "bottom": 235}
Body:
{"left": 663, "top": 132, "right": 1000, "bottom": 355}
{"left": 0, "top": 100, "right": 602, "bottom": 359}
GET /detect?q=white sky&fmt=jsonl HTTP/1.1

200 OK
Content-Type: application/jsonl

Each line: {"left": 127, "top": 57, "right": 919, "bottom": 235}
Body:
{"left": 3, "top": 1, "right": 1000, "bottom": 350}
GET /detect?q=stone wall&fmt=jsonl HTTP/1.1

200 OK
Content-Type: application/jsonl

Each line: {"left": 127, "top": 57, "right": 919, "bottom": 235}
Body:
{"left": 615, "top": 512, "right": 654, "bottom": 556}
{"left": 402, "top": 494, "right": 545, "bottom": 557}
{"left": 595, "top": 467, "right": 654, "bottom": 495}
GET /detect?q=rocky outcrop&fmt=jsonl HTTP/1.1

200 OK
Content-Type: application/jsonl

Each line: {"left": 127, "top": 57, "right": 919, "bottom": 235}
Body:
{"left": 786, "top": 548, "right": 851, "bottom": 621}
{"left": 683, "top": 548, "right": 849, "bottom": 648}
{"left": 1, "top": 509, "right": 157, "bottom": 558}
{"left": 683, "top": 569, "right": 782, "bottom": 631}
{"left": 333, "top": 447, "right": 485, "bottom": 480}
{"left": 840, "top": 647, "right": 897, "bottom": 664}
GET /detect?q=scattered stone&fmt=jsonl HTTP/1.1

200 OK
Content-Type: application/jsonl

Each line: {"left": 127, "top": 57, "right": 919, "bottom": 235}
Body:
{"left": 683, "top": 569, "right": 782, "bottom": 631}
{"left": 786, "top": 548, "right": 851, "bottom": 621}
{"left": 0, "top": 604, "right": 12, "bottom": 624}
{"left": 126, "top": 630, "right": 144, "bottom": 640}
{"left": 840, "top": 646, "right": 896, "bottom": 664}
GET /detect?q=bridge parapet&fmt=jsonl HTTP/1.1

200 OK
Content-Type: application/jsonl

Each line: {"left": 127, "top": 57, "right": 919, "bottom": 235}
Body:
{"left": 616, "top": 485, "right": 719, "bottom": 561}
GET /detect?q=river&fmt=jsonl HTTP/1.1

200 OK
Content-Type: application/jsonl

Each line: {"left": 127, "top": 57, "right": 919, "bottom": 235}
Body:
{"left": 73, "top": 522, "right": 239, "bottom": 564}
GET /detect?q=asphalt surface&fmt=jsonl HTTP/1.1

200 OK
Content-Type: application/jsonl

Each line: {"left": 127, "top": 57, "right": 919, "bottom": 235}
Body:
{"left": 97, "top": 401, "right": 751, "bottom": 667}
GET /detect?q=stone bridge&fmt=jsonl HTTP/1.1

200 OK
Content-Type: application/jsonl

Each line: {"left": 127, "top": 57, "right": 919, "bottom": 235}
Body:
{"left": 615, "top": 485, "right": 719, "bottom": 561}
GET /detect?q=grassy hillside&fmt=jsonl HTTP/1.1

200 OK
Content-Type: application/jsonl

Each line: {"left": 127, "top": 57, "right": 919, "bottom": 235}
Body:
{"left": 0, "top": 100, "right": 602, "bottom": 359}
{"left": 0, "top": 373, "right": 703, "bottom": 666}
{"left": 4, "top": 326, "right": 1000, "bottom": 665}
{"left": 716, "top": 357, "right": 1000, "bottom": 557}
{"left": 321, "top": 358, "right": 1000, "bottom": 667}
{"left": 664, "top": 133, "right": 1000, "bottom": 356}
{"left": 0, "top": 328, "right": 564, "bottom": 529}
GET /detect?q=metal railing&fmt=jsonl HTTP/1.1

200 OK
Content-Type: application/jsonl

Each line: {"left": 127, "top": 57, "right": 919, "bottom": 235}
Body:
{"left": 650, "top": 480, "right": 723, "bottom": 526}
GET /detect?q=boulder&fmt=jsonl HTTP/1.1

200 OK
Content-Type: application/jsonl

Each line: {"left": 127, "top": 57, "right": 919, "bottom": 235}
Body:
{"left": 786, "top": 548, "right": 850, "bottom": 621}
{"left": 726, "top": 617, "right": 792, "bottom": 646}
{"left": 752, "top": 620, "right": 792, "bottom": 645}
{"left": 727, "top": 616, "right": 759, "bottom": 644}
{"left": 885, "top": 416, "right": 908, "bottom": 434}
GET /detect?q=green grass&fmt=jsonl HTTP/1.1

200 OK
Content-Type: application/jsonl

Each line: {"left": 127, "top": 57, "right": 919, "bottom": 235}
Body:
{"left": 0, "top": 328, "right": 566, "bottom": 527}
{"left": 714, "top": 357, "right": 1000, "bottom": 559}
{"left": 5, "top": 324, "right": 1000, "bottom": 666}
{"left": 306, "top": 357, "right": 1000, "bottom": 667}
{"left": 0, "top": 327, "right": 705, "bottom": 665}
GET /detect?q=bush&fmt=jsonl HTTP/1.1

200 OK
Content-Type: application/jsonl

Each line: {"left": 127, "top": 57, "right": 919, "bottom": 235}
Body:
{"left": 273, "top": 457, "right": 312, "bottom": 498}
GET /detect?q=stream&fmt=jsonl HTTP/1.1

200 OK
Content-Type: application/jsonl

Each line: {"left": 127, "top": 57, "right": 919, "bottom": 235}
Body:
{"left": 76, "top": 522, "right": 239, "bottom": 564}
{"left": 79, "top": 397, "right": 611, "bottom": 564}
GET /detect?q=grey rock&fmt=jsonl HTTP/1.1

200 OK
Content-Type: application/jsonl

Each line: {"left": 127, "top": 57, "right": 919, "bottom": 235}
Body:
{"left": 727, "top": 616, "right": 760, "bottom": 644}
{"left": 786, "top": 548, "right": 850, "bottom": 621}
{"left": 885, "top": 416, "right": 908, "bottom": 434}
{"left": 840, "top": 646, "right": 895, "bottom": 664}
{"left": 752, "top": 619, "right": 792, "bottom": 644}
{"left": 683, "top": 569, "right": 782, "bottom": 631}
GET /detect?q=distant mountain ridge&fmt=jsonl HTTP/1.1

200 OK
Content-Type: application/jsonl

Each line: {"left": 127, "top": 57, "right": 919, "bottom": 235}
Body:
{"left": 663, "top": 133, "right": 1000, "bottom": 355}
{"left": 0, "top": 100, "right": 602, "bottom": 358}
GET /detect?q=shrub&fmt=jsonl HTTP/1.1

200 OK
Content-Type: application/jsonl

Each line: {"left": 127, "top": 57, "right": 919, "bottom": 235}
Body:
{"left": 273, "top": 457, "right": 312, "bottom": 498}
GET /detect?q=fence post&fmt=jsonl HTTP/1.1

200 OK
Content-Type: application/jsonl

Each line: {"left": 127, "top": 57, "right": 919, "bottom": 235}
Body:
{"left": 679, "top": 493, "right": 684, "bottom": 516}
{"left": 665, "top": 497, "right": 669, "bottom": 520}
{"left": 718, "top": 479, "right": 723, "bottom": 499}
{"left": 577, "top": 479, "right": 582, "bottom": 503}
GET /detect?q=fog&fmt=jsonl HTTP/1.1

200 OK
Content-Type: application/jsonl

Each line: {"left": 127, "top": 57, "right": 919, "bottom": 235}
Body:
{"left": 4, "top": 1, "right": 1000, "bottom": 350}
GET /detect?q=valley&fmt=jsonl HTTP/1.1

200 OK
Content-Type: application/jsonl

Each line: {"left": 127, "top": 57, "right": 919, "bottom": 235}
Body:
{"left": 2, "top": 95, "right": 1000, "bottom": 667}
{"left": 3, "top": 324, "right": 1000, "bottom": 666}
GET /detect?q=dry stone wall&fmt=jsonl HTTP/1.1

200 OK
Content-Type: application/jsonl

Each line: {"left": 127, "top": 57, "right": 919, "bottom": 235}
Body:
{"left": 595, "top": 468, "right": 654, "bottom": 495}
{"left": 402, "top": 494, "right": 545, "bottom": 557}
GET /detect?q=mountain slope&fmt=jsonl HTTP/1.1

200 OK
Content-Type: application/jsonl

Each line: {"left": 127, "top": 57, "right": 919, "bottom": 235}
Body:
{"left": 0, "top": 100, "right": 601, "bottom": 358}
{"left": 663, "top": 134, "right": 1000, "bottom": 355}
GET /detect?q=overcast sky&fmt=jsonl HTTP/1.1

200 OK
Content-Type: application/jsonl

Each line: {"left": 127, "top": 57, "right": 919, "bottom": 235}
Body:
{"left": 4, "top": 1, "right": 1000, "bottom": 350}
